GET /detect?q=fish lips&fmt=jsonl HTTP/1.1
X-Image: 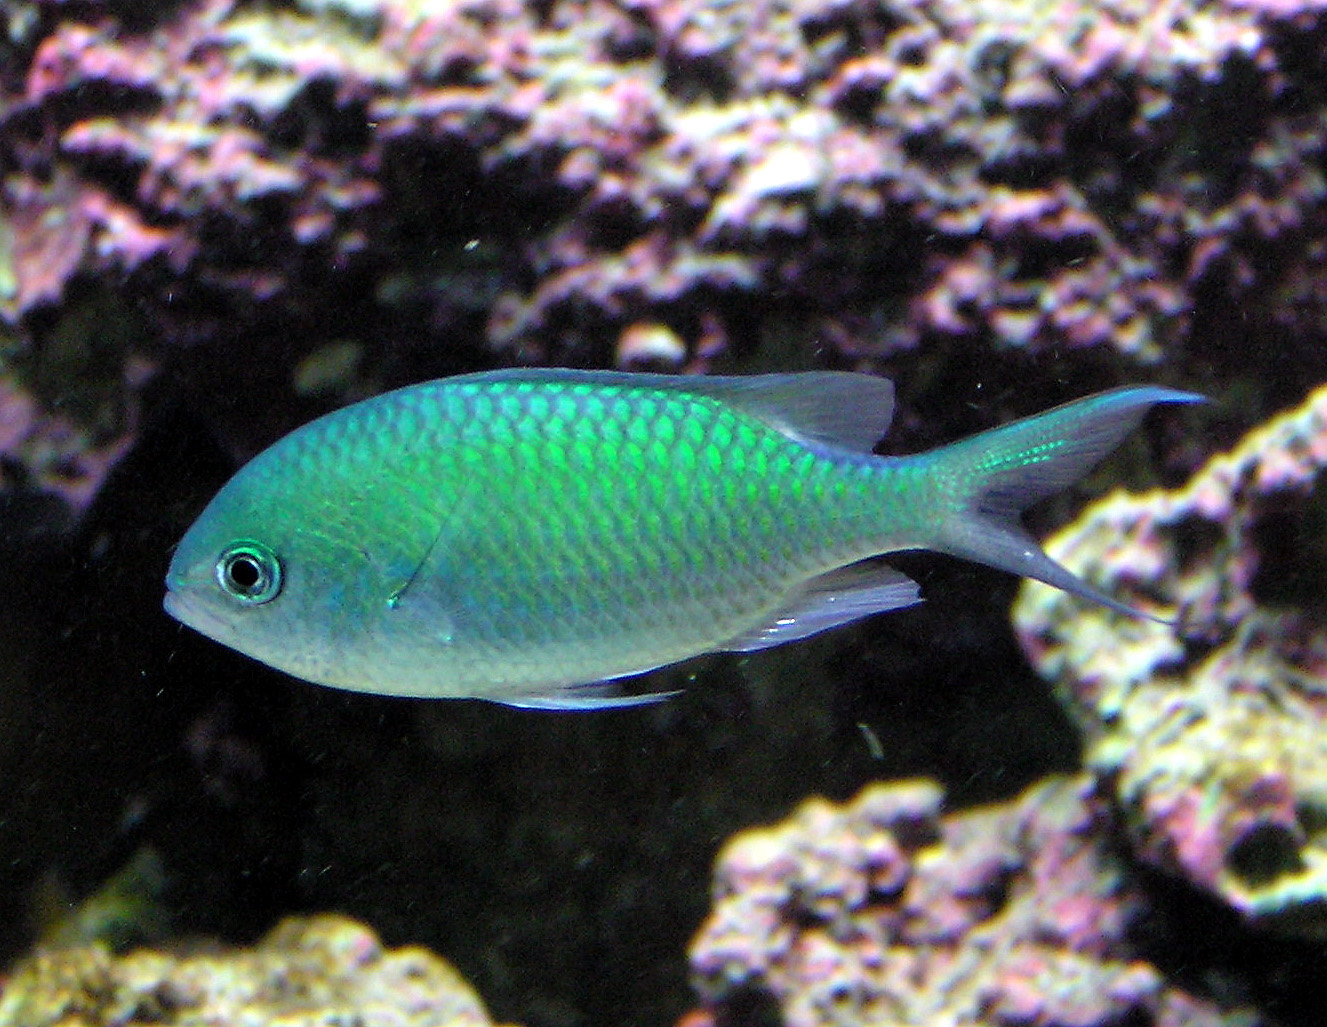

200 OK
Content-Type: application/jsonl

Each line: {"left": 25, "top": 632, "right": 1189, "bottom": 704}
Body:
{"left": 163, "top": 585, "right": 240, "bottom": 643}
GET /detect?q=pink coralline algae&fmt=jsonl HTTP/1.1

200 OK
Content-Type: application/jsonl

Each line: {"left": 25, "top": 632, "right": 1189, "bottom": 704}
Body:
{"left": 685, "top": 775, "right": 1258, "bottom": 1027}
{"left": 1013, "top": 384, "right": 1327, "bottom": 935}
{"left": 2, "top": 0, "right": 1327, "bottom": 370}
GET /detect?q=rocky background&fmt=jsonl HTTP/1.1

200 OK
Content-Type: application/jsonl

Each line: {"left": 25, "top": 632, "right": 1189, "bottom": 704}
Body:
{"left": 1, "top": 0, "right": 1326, "bottom": 1024}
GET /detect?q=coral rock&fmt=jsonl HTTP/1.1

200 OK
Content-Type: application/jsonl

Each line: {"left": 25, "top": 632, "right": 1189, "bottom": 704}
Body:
{"left": 0, "top": 913, "right": 505, "bottom": 1027}
{"left": 1013, "top": 383, "right": 1327, "bottom": 935}
{"left": 687, "top": 775, "right": 1255, "bottom": 1027}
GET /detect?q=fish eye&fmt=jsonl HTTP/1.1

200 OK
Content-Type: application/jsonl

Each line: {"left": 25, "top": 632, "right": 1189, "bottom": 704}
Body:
{"left": 215, "top": 541, "right": 283, "bottom": 604}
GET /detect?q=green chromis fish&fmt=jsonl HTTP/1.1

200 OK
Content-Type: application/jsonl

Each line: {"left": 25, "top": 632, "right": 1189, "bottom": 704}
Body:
{"left": 164, "top": 369, "right": 1200, "bottom": 710}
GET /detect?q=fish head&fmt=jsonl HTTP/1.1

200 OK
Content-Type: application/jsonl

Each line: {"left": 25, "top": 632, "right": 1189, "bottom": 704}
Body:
{"left": 164, "top": 443, "right": 377, "bottom": 687}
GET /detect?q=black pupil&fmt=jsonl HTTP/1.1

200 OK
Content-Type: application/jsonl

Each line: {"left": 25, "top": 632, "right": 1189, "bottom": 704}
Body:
{"left": 228, "top": 555, "right": 262, "bottom": 591}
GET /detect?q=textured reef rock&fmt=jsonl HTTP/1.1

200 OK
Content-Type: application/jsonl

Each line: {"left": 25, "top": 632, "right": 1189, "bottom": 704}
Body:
{"left": 0, "top": 913, "right": 504, "bottom": 1027}
{"left": 3, "top": 0, "right": 1325, "bottom": 366}
{"left": 1013, "top": 384, "right": 1327, "bottom": 936}
{"left": 685, "top": 774, "right": 1258, "bottom": 1027}
{"left": 0, "top": 359, "right": 142, "bottom": 523}
{"left": 2, "top": 0, "right": 1327, "bottom": 522}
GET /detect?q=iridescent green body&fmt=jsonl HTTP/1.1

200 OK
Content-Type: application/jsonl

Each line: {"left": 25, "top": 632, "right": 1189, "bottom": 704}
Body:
{"left": 164, "top": 369, "right": 1200, "bottom": 708}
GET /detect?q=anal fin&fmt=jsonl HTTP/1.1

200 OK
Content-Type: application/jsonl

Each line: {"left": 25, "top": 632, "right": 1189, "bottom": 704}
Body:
{"left": 722, "top": 562, "right": 922, "bottom": 653}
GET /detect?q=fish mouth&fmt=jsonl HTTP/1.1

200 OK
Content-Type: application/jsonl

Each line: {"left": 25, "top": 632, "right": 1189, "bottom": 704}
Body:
{"left": 162, "top": 588, "right": 188, "bottom": 622}
{"left": 163, "top": 587, "right": 236, "bottom": 642}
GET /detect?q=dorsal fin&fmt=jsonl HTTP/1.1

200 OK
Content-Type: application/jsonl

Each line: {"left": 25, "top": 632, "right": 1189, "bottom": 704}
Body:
{"left": 450, "top": 368, "right": 896, "bottom": 453}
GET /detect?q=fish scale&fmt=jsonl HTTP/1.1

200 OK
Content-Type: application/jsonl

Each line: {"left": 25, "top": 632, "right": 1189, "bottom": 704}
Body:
{"left": 164, "top": 369, "right": 1202, "bottom": 708}
{"left": 453, "top": 386, "right": 813, "bottom": 671}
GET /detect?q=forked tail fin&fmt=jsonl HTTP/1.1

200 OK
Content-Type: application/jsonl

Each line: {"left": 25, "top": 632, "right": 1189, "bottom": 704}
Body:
{"left": 926, "top": 386, "right": 1204, "bottom": 619}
